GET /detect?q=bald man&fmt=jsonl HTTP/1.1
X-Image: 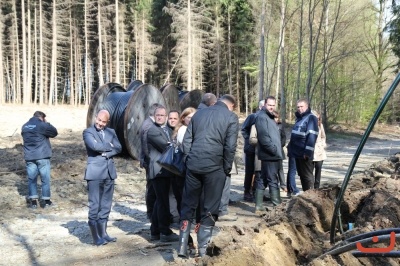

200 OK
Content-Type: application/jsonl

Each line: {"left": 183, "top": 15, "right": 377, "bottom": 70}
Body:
{"left": 83, "top": 109, "right": 122, "bottom": 246}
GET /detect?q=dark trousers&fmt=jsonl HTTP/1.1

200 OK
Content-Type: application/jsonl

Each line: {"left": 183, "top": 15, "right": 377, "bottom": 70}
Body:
{"left": 151, "top": 176, "right": 172, "bottom": 235}
{"left": 172, "top": 176, "right": 185, "bottom": 215}
{"left": 219, "top": 176, "right": 231, "bottom": 216}
{"left": 146, "top": 180, "right": 156, "bottom": 220}
{"left": 286, "top": 156, "right": 299, "bottom": 194}
{"left": 87, "top": 177, "right": 114, "bottom": 222}
{"left": 180, "top": 168, "right": 226, "bottom": 226}
{"left": 244, "top": 152, "right": 255, "bottom": 192}
{"left": 261, "top": 160, "right": 280, "bottom": 190}
{"left": 295, "top": 158, "right": 314, "bottom": 191}
{"left": 313, "top": 160, "right": 324, "bottom": 189}
{"left": 278, "top": 159, "right": 286, "bottom": 189}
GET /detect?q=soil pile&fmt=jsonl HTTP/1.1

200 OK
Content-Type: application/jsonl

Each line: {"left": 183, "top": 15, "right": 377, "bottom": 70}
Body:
{"left": 194, "top": 156, "right": 400, "bottom": 266}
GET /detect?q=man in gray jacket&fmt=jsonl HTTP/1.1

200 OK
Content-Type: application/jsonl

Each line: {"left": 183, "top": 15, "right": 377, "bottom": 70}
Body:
{"left": 22, "top": 111, "right": 58, "bottom": 209}
{"left": 255, "top": 96, "right": 283, "bottom": 209}
{"left": 83, "top": 109, "right": 122, "bottom": 246}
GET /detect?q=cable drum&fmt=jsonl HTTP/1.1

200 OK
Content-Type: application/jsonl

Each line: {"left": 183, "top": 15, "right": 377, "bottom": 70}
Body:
{"left": 86, "top": 82, "right": 166, "bottom": 159}
{"left": 87, "top": 81, "right": 204, "bottom": 160}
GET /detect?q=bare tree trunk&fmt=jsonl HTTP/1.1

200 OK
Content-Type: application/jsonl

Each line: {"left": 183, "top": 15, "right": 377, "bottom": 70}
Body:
{"left": 49, "top": 0, "right": 57, "bottom": 105}
{"left": 22, "top": 0, "right": 29, "bottom": 104}
{"left": 236, "top": 49, "right": 240, "bottom": 113}
{"left": 279, "top": 0, "right": 286, "bottom": 123}
{"left": 115, "top": 0, "right": 120, "bottom": 83}
{"left": 84, "top": 0, "right": 90, "bottom": 105}
{"left": 27, "top": 0, "right": 33, "bottom": 102}
{"left": 259, "top": 0, "right": 266, "bottom": 101}
{"left": 34, "top": 4, "right": 38, "bottom": 103}
{"left": 69, "top": 5, "right": 75, "bottom": 105}
{"left": 141, "top": 14, "right": 145, "bottom": 81}
{"left": 296, "top": 0, "right": 304, "bottom": 101}
{"left": 39, "top": 0, "right": 44, "bottom": 105}
{"left": 98, "top": 1, "right": 104, "bottom": 86}
{"left": 13, "top": 1, "right": 21, "bottom": 103}
{"left": 228, "top": 10, "right": 232, "bottom": 95}
{"left": 187, "top": 0, "right": 192, "bottom": 91}
{"left": 215, "top": 4, "right": 221, "bottom": 97}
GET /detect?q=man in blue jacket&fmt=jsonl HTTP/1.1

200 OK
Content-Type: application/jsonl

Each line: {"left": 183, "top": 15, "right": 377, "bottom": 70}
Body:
{"left": 83, "top": 109, "right": 122, "bottom": 246}
{"left": 22, "top": 111, "right": 58, "bottom": 209}
{"left": 288, "top": 99, "right": 319, "bottom": 191}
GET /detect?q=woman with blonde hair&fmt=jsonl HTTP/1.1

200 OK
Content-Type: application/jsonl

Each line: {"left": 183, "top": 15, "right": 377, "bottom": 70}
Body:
{"left": 312, "top": 111, "right": 327, "bottom": 189}
{"left": 174, "top": 107, "right": 197, "bottom": 145}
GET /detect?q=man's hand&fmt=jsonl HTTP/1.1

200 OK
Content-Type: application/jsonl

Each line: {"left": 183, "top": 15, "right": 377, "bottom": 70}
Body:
{"left": 102, "top": 152, "right": 107, "bottom": 158}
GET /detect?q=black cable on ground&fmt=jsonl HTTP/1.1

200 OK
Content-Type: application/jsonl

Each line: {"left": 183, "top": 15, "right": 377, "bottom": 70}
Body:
{"left": 329, "top": 73, "right": 400, "bottom": 244}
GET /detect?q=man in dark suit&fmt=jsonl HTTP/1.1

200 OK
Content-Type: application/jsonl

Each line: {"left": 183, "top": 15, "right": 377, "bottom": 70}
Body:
{"left": 146, "top": 106, "right": 179, "bottom": 242}
{"left": 83, "top": 109, "right": 122, "bottom": 246}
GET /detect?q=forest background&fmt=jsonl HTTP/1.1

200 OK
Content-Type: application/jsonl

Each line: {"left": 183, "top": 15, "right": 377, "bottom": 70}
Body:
{"left": 2, "top": 0, "right": 400, "bottom": 126}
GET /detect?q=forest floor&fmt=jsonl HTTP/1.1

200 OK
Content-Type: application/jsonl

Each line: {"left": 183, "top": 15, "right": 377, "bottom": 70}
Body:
{"left": 0, "top": 104, "right": 399, "bottom": 266}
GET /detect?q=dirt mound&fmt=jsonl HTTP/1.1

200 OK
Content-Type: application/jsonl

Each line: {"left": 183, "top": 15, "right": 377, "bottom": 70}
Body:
{"left": 191, "top": 156, "right": 400, "bottom": 266}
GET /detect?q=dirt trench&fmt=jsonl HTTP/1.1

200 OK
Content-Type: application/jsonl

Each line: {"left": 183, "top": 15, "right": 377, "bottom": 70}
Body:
{"left": 185, "top": 156, "right": 400, "bottom": 266}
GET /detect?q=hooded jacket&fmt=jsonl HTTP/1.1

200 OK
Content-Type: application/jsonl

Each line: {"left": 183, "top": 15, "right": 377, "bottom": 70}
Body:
{"left": 22, "top": 117, "right": 58, "bottom": 161}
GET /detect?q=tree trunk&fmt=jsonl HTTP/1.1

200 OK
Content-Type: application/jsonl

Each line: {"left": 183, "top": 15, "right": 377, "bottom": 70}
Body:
{"left": 39, "top": 0, "right": 44, "bottom": 105}
{"left": 115, "top": 0, "right": 120, "bottom": 83}
{"left": 49, "top": 0, "right": 57, "bottom": 105}
{"left": 296, "top": 0, "right": 304, "bottom": 101}
{"left": 22, "top": 0, "right": 29, "bottom": 104}
{"left": 98, "top": 1, "right": 104, "bottom": 86}
{"left": 259, "top": 0, "right": 266, "bottom": 101}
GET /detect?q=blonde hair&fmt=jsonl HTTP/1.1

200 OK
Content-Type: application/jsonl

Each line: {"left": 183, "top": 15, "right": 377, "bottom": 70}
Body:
{"left": 172, "top": 107, "right": 197, "bottom": 140}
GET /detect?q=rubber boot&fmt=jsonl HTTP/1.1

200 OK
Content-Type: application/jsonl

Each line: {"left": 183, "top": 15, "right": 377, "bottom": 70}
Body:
{"left": 88, "top": 221, "right": 107, "bottom": 246}
{"left": 97, "top": 220, "right": 117, "bottom": 242}
{"left": 269, "top": 187, "right": 282, "bottom": 206}
{"left": 197, "top": 224, "right": 213, "bottom": 257}
{"left": 255, "top": 189, "right": 266, "bottom": 213}
{"left": 177, "top": 220, "right": 191, "bottom": 258}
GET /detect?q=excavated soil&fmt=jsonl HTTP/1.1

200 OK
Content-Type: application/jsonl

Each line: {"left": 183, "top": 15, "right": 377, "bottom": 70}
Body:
{"left": 0, "top": 104, "right": 399, "bottom": 266}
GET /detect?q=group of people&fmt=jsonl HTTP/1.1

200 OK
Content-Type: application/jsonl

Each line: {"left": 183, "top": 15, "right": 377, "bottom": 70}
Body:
{"left": 21, "top": 94, "right": 326, "bottom": 257}
{"left": 241, "top": 98, "right": 327, "bottom": 212}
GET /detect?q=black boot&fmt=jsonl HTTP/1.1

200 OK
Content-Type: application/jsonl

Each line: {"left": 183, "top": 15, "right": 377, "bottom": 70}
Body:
{"left": 88, "top": 221, "right": 107, "bottom": 246}
{"left": 269, "top": 187, "right": 282, "bottom": 206}
{"left": 97, "top": 220, "right": 117, "bottom": 242}
{"left": 177, "top": 220, "right": 191, "bottom": 258}
{"left": 197, "top": 224, "right": 213, "bottom": 257}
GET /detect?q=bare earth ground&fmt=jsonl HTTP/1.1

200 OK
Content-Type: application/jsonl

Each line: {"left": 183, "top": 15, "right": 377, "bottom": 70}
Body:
{"left": 0, "top": 104, "right": 399, "bottom": 266}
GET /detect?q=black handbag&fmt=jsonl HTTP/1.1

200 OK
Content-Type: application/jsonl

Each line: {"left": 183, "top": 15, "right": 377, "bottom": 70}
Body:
{"left": 157, "top": 143, "right": 185, "bottom": 177}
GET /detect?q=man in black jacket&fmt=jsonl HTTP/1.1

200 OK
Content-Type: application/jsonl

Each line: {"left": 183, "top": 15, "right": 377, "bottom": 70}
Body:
{"left": 22, "top": 111, "right": 58, "bottom": 209}
{"left": 255, "top": 96, "right": 283, "bottom": 209}
{"left": 178, "top": 94, "right": 239, "bottom": 258}
{"left": 240, "top": 100, "right": 264, "bottom": 202}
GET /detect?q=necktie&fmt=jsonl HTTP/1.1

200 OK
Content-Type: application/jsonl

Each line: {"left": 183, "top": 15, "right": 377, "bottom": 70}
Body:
{"left": 162, "top": 126, "right": 170, "bottom": 141}
{"left": 100, "top": 130, "right": 105, "bottom": 139}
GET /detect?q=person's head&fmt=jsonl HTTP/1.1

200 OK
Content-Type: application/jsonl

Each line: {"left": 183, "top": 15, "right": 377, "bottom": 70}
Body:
{"left": 154, "top": 106, "right": 167, "bottom": 126}
{"left": 297, "top": 98, "right": 309, "bottom": 114}
{"left": 258, "top": 100, "right": 265, "bottom": 110}
{"left": 168, "top": 110, "right": 180, "bottom": 128}
{"left": 264, "top": 96, "right": 276, "bottom": 114}
{"left": 95, "top": 110, "right": 110, "bottom": 130}
{"left": 148, "top": 103, "right": 163, "bottom": 118}
{"left": 220, "top": 94, "right": 236, "bottom": 111}
{"left": 33, "top": 111, "right": 46, "bottom": 122}
{"left": 202, "top": 93, "right": 217, "bottom": 107}
{"left": 180, "top": 107, "right": 196, "bottom": 126}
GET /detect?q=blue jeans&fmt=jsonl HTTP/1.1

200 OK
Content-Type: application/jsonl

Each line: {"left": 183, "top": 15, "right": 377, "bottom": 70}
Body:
{"left": 26, "top": 159, "right": 51, "bottom": 200}
{"left": 286, "top": 156, "right": 299, "bottom": 194}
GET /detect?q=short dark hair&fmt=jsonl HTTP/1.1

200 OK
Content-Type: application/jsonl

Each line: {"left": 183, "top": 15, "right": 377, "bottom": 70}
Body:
{"left": 149, "top": 103, "right": 163, "bottom": 117}
{"left": 202, "top": 93, "right": 217, "bottom": 106}
{"left": 169, "top": 110, "right": 180, "bottom": 116}
{"left": 265, "top": 96, "right": 276, "bottom": 103}
{"left": 33, "top": 111, "right": 46, "bottom": 119}
{"left": 220, "top": 94, "right": 236, "bottom": 106}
